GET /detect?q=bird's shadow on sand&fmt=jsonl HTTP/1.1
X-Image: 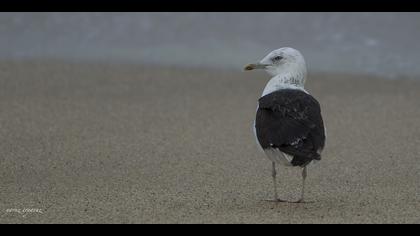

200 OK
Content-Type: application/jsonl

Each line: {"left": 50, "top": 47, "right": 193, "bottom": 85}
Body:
{"left": 263, "top": 199, "right": 316, "bottom": 204}
{"left": 212, "top": 197, "right": 321, "bottom": 214}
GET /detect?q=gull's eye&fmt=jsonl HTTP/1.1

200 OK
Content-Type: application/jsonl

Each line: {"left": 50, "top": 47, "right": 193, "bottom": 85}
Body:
{"left": 272, "top": 56, "right": 283, "bottom": 62}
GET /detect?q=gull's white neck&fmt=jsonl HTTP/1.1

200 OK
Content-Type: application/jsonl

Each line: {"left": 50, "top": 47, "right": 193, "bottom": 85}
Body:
{"left": 261, "top": 70, "right": 307, "bottom": 97}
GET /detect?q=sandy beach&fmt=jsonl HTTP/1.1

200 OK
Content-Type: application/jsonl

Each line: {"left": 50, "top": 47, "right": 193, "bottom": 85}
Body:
{"left": 0, "top": 61, "right": 419, "bottom": 223}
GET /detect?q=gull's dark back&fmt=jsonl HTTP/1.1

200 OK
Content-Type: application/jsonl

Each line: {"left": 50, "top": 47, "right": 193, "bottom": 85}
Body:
{"left": 255, "top": 89, "right": 326, "bottom": 167}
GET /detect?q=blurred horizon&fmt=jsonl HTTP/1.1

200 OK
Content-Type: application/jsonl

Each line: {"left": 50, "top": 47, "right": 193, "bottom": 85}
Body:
{"left": 1, "top": 12, "right": 420, "bottom": 78}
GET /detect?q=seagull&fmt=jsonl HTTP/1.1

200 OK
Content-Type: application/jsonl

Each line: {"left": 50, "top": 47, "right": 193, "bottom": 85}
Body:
{"left": 244, "top": 47, "right": 326, "bottom": 203}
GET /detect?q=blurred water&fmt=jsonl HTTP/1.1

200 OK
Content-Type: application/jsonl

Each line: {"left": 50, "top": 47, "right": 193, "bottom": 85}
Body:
{"left": 0, "top": 12, "right": 419, "bottom": 78}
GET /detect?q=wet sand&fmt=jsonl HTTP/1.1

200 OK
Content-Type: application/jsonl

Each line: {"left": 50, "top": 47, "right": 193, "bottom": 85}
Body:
{"left": 0, "top": 61, "right": 419, "bottom": 223}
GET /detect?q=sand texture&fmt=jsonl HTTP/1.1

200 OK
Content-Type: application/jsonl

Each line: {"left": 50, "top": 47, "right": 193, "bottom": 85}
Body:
{"left": 0, "top": 62, "right": 419, "bottom": 223}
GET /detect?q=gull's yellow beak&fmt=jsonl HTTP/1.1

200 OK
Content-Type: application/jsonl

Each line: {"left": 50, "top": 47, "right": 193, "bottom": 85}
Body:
{"left": 243, "top": 63, "right": 268, "bottom": 71}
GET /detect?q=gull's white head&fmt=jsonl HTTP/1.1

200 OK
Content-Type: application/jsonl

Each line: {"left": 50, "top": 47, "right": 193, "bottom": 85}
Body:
{"left": 244, "top": 47, "right": 307, "bottom": 87}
